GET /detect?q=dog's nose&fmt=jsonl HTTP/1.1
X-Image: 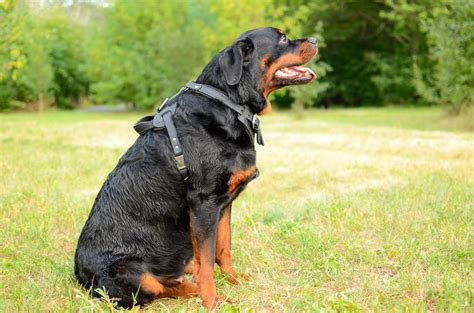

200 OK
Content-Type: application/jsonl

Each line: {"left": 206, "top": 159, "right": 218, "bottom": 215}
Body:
{"left": 308, "top": 37, "right": 318, "bottom": 46}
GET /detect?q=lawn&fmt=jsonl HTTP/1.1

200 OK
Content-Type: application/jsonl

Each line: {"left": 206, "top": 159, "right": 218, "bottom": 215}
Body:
{"left": 0, "top": 107, "right": 472, "bottom": 311}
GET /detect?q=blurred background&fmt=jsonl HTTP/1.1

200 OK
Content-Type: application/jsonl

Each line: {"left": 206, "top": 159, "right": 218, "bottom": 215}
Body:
{"left": 0, "top": 0, "right": 472, "bottom": 118}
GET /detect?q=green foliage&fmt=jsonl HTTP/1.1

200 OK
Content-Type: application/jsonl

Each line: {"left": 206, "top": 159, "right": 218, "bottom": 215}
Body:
{"left": 366, "top": 52, "right": 416, "bottom": 104}
{"left": 0, "top": 0, "right": 53, "bottom": 110}
{"left": 88, "top": 0, "right": 292, "bottom": 110}
{"left": 378, "top": 0, "right": 473, "bottom": 112}
{"left": 87, "top": 0, "right": 206, "bottom": 109}
{"left": 0, "top": 0, "right": 472, "bottom": 114}
{"left": 419, "top": 1, "right": 474, "bottom": 114}
{"left": 377, "top": 0, "right": 431, "bottom": 105}
{"left": 198, "top": 0, "right": 272, "bottom": 60}
{"left": 0, "top": 0, "right": 88, "bottom": 111}
{"left": 40, "top": 11, "right": 89, "bottom": 109}
{"left": 303, "top": 1, "right": 386, "bottom": 106}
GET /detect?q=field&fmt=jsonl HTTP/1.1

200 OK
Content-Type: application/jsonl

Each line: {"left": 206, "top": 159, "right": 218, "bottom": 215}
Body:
{"left": 0, "top": 107, "right": 472, "bottom": 311}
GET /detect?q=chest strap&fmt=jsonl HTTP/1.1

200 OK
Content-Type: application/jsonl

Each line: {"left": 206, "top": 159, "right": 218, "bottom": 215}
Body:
{"left": 133, "top": 81, "right": 264, "bottom": 181}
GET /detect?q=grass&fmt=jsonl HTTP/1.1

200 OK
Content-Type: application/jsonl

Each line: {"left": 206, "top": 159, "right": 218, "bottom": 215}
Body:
{"left": 0, "top": 106, "right": 472, "bottom": 311}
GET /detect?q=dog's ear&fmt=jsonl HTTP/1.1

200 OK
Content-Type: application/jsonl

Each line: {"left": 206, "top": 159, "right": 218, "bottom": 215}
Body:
{"left": 219, "top": 37, "right": 255, "bottom": 86}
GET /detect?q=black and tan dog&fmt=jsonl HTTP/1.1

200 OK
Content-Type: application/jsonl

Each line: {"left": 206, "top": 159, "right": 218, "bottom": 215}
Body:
{"left": 74, "top": 27, "right": 317, "bottom": 311}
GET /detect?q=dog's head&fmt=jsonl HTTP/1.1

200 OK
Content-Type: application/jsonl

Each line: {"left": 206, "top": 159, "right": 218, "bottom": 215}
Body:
{"left": 197, "top": 27, "right": 318, "bottom": 114}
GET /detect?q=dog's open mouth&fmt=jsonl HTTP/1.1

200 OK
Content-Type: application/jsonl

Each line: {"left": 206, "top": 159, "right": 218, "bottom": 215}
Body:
{"left": 274, "top": 65, "right": 316, "bottom": 85}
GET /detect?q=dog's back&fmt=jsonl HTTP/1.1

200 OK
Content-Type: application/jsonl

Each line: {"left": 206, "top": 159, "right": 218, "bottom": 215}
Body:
{"left": 74, "top": 131, "right": 192, "bottom": 307}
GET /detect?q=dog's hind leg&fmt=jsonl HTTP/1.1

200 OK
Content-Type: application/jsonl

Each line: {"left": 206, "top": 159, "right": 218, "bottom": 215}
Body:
{"left": 161, "top": 278, "right": 199, "bottom": 298}
{"left": 92, "top": 274, "right": 141, "bottom": 309}
{"left": 140, "top": 273, "right": 198, "bottom": 298}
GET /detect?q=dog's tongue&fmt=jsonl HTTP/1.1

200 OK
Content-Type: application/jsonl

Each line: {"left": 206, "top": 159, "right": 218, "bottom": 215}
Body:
{"left": 275, "top": 66, "right": 316, "bottom": 79}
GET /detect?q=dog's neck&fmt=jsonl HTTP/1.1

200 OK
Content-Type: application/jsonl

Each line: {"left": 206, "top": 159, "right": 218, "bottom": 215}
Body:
{"left": 195, "top": 54, "right": 266, "bottom": 114}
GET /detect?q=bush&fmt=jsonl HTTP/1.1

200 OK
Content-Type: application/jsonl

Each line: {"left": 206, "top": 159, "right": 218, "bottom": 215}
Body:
{"left": 419, "top": 1, "right": 474, "bottom": 114}
{"left": 1, "top": 0, "right": 472, "bottom": 113}
{"left": 0, "top": 1, "right": 88, "bottom": 111}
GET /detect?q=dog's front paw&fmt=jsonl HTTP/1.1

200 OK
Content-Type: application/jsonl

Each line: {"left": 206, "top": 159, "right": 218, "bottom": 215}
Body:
{"left": 181, "top": 279, "right": 199, "bottom": 297}
{"left": 224, "top": 271, "right": 252, "bottom": 285}
{"left": 203, "top": 295, "right": 225, "bottom": 312}
{"left": 238, "top": 271, "right": 252, "bottom": 281}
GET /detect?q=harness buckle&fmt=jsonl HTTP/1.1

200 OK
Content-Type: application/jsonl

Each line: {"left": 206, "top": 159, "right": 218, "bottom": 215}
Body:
{"left": 158, "top": 97, "right": 169, "bottom": 111}
{"left": 252, "top": 114, "right": 260, "bottom": 130}
{"left": 175, "top": 154, "right": 186, "bottom": 170}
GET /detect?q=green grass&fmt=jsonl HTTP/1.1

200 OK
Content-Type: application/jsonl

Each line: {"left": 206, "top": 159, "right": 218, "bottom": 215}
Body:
{"left": 0, "top": 107, "right": 472, "bottom": 311}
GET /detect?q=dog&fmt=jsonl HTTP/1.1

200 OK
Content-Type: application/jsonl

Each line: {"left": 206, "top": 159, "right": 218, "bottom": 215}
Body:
{"left": 74, "top": 27, "right": 318, "bottom": 311}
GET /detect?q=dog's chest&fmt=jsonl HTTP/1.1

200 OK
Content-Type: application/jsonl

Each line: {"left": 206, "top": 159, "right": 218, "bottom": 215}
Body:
{"left": 226, "top": 164, "right": 259, "bottom": 196}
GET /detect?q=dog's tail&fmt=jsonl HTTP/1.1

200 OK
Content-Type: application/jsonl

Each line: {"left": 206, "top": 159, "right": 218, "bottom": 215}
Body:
{"left": 90, "top": 275, "right": 137, "bottom": 309}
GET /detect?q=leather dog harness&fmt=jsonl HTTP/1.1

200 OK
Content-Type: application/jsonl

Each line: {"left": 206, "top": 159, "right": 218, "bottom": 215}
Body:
{"left": 133, "top": 81, "right": 264, "bottom": 180}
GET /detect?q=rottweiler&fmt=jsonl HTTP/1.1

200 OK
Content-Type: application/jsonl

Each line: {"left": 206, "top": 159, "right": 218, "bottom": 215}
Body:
{"left": 74, "top": 27, "right": 318, "bottom": 311}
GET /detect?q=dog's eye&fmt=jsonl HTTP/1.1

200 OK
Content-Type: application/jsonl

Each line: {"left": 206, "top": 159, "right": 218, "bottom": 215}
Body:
{"left": 279, "top": 35, "right": 288, "bottom": 44}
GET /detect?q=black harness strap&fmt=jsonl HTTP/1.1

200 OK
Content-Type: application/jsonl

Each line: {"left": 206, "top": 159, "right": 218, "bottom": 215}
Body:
{"left": 162, "top": 110, "right": 188, "bottom": 179}
{"left": 134, "top": 95, "right": 189, "bottom": 180}
{"left": 133, "top": 81, "right": 264, "bottom": 181}
{"left": 185, "top": 81, "right": 264, "bottom": 146}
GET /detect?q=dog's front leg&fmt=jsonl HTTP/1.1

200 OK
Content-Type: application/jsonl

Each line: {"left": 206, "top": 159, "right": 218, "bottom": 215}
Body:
{"left": 189, "top": 199, "right": 222, "bottom": 311}
{"left": 216, "top": 204, "right": 251, "bottom": 284}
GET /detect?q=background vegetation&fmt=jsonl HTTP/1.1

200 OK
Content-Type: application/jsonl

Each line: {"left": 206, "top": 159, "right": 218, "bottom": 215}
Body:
{"left": 0, "top": 0, "right": 472, "bottom": 114}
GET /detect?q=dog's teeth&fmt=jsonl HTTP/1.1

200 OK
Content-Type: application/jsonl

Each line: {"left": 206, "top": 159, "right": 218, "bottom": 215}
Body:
{"left": 286, "top": 66, "right": 316, "bottom": 77}
{"left": 275, "top": 66, "right": 316, "bottom": 80}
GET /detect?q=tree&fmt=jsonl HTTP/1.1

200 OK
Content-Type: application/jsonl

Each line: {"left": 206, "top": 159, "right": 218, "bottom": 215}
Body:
{"left": 1, "top": 0, "right": 472, "bottom": 113}
{"left": 380, "top": 0, "right": 473, "bottom": 114}
{"left": 418, "top": 0, "right": 473, "bottom": 114}
{"left": 86, "top": 0, "right": 205, "bottom": 109}
{"left": 0, "top": 0, "right": 54, "bottom": 111}
{"left": 40, "top": 9, "right": 89, "bottom": 109}
{"left": 0, "top": 0, "right": 89, "bottom": 111}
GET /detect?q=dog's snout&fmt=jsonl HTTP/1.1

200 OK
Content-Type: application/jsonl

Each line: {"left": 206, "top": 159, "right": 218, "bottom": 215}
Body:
{"left": 308, "top": 37, "right": 318, "bottom": 46}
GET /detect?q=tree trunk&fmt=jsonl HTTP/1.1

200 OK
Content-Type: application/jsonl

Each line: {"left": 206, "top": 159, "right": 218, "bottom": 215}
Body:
{"left": 38, "top": 93, "right": 45, "bottom": 112}
{"left": 294, "top": 99, "right": 304, "bottom": 120}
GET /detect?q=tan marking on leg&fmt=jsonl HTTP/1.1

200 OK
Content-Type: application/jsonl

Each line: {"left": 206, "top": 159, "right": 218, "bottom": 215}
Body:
{"left": 190, "top": 227, "right": 222, "bottom": 311}
{"left": 216, "top": 206, "right": 238, "bottom": 284}
{"left": 216, "top": 205, "right": 252, "bottom": 285}
{"left": 140, "top": 272, "right": 164, "bottom": 295}
{"left": 161, "top": 279, "right": 198, "bottom": 298}
{"left": 184, "top": 259, "right": 194, "bottom": 274}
